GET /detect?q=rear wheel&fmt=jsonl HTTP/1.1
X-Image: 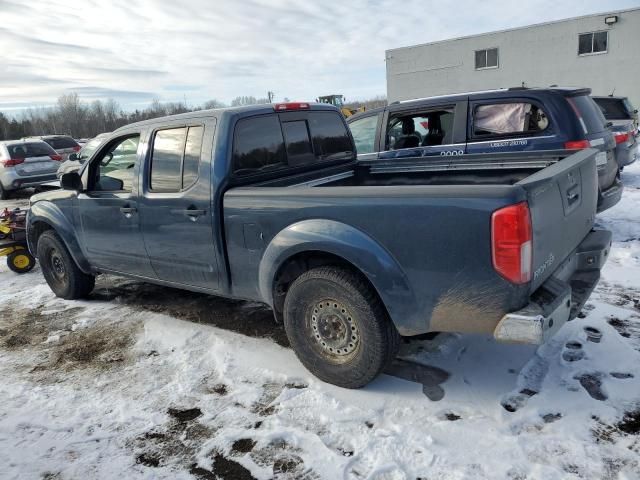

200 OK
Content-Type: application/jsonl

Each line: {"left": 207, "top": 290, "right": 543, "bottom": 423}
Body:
{"left": 283, "top": 266, "right": 400, "bottom": 388}
{"left": 7, "top": 249, "right": 36, "bottom": 274}
{"left": 37, "top": 230, "right": 95, "bottom": 299}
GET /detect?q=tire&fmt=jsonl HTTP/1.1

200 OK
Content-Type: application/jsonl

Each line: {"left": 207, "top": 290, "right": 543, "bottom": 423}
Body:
{"left": 7, "top": 249, "right": 36, "bottom": 274}
{"left": 37, "top": 230, "right": 95, "bottom": 299}
{"left": 283, "top": 266, "right": 400, "bottom": 388}
{"left": 0, "top": 183, "right": 8, "bottom": 200}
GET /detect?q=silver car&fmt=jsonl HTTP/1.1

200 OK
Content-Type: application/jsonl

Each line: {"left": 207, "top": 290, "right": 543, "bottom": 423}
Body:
{"left": 23, "top": 135, "right": 80, "bottom": 161}
{"left": 0, "top": 140, "right": 62, "bottom": 199}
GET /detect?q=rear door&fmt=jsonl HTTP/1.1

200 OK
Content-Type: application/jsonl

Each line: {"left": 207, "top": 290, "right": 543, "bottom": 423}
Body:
{"left": 517, "top": 148, "right": 599, "bottom": 292}
{"left": 378, "top": 102, "right": 467, "bottom": 159}
{"left": 138, "top": 119, "right": 220, "bottom": 290}
{"left": 466, "top": 98, "right": 558, "bottom": 154}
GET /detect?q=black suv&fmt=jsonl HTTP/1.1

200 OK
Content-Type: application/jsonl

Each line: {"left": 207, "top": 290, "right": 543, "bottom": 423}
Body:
{"left": 348, "top": 87, "right": 622, "bottom": 212}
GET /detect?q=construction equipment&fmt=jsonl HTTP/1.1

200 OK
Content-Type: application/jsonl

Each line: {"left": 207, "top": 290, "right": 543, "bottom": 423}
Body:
{"left": 317, "top": 95, "right": 365, "bottom": 118}
{"left": 0, "top": 208, "right": 36, "bottom": 274}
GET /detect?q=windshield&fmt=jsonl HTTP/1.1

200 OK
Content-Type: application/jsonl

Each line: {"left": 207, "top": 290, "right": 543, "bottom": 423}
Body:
{"left": 79, "top": 137, "right": 106, "bottom": 161}
{"left": 46, "top": 136, "right": 79, "bottom": 150}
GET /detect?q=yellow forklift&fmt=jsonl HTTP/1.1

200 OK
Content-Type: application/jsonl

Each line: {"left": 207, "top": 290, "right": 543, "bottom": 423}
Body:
{"left": 317, "top": 95, "right": 365, "bottom": 118}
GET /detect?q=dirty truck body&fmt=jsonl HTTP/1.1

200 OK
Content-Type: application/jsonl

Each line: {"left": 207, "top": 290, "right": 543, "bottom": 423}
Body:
{"left": 27, "top": 103, "right": 611, "bottom": 387}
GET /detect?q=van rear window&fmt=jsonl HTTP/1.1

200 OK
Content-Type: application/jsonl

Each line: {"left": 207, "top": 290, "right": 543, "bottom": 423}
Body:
{"left": 45, "top": 136, "right": 79, "bottom": 150}
{"left": 232, "top": 112, "right": 353, "bottom": 176}
{"left": 594, "top": 98, "right": 632, "bottom": 120}
{"left": 7, "top": 142, "right": 55, "bottom": 159}
{"left": 568, "top": 95, "right": 607, "bottom": 134}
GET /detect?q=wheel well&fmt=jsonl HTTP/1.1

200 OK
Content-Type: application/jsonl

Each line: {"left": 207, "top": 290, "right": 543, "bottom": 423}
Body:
{"left": 29, "top": 221, "right": 53, "bottom": 254}
{"left": 272, "top": 251, "right": 388, "bottom": 323}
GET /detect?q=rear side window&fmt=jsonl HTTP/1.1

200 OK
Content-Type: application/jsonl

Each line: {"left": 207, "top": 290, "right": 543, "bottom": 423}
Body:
{"left": 232, "top": 112, "right": 353, "bottom": 176}
{"left": 567, "top": 95, "right": 607, "bottom": 134}
{"left": 150, "top": 126, "right": 204, "bottom": 192}
{"left": 473, "top": 103, "right": 549, "bottom": 137}
{"left": 594, "top": 98, "right": 631, "bottom": 120}
{"left": 7, "top": 142, "right": 55, "bottom": 158}
{"left": 183, "top": 126, "right": 204, "bottom": 189}
{"left": 46, "top": 136, "right": 79, "bottom": 150}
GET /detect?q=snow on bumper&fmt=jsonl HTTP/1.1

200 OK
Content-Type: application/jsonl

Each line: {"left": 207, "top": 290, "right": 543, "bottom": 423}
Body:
{"left": 494, "top": 229, "right": 612, "bottom": 344}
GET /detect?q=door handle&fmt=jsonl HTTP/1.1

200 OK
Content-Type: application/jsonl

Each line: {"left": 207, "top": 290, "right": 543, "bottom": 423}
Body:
{"left": 119, "top": 206, "right": 137, "bottom": 218}
{"left": 170, "top": 207, "right": 206, "bottom": 219}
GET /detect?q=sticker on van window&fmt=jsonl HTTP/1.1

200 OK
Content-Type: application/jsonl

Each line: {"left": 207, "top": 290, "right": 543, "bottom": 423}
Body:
{"left": 489, "top": 139, "right": 528, "bottom": 148}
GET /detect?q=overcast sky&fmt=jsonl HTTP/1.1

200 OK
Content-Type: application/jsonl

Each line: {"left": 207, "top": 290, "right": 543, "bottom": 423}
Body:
{"left": 1, "top": 0, "right": 638, "bottom": 113}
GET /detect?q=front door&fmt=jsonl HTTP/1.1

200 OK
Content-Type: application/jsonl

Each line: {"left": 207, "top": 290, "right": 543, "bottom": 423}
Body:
{"left": 138, "top": 120, "right": 220, "bottom": 290}
{"left": 77, "top": 132, "right": 154, "bottom": 277}
{"left": 379, "top": 103, "right": 466, "bottom": 159}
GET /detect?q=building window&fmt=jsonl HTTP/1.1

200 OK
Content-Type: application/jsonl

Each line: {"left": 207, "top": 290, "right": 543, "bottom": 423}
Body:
{"left": 578, "top": 31, "right": 608, "bottom": 55}
{"left": 475, "top": 48, "right": 499, "bottom": 70}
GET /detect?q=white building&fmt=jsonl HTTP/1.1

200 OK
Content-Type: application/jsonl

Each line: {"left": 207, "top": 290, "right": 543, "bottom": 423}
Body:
{"left": 386, "top": 8, "right": 640, "bottom": 109}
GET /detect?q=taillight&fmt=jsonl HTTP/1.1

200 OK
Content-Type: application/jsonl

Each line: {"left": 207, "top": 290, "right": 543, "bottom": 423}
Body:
{"left": 491, "top": 202, "right": 532, "bottom": 284}
{"left": 614, "top": 132, "right": 630, "bottom": 144}
{"left": 274, "top": 102, "right": 310, "bottom": 111}
{"left": 50, "top": 154, "right": 63, "bottom": 161}
{"left": 0, "top": 158, "right": 25, "bottom": 167}
{"left": 73, "top": 145, "right": 81, "bottom": 152}
{"left": 564, "top": 140, "right": 590, "bottom": 150}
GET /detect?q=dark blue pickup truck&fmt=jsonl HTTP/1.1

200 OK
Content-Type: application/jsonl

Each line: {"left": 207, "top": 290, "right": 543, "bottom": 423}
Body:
{"left": 27, "top": 102, "right": 611, "bottom": 388}
{"left": 348, "top": 87, "right": 622, "bottom": 213}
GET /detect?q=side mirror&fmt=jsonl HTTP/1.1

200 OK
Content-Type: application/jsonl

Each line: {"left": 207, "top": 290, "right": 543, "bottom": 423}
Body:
{"left": 68, "top": 152, "right": 79, "bottom": 161}
{"left": 60, "top": 171, "right": 82, "bottom": 191}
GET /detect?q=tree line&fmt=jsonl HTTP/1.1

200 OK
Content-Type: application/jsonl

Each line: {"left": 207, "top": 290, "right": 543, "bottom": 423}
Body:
{"left": 0, "top": 93, "right": 387, "bottom": 141}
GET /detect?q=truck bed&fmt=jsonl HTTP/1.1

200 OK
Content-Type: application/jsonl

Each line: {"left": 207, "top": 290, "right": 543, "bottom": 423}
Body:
{"left": 223, "top": 149, "right": 599, "bottom": 337}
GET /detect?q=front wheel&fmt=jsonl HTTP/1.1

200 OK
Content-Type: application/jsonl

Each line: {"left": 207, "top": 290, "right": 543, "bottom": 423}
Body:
{"left": 283, "top": 266, "right": 400, "bottom": 388}
{"left": 37, "top": 230, "right": 95, "bottom": 299}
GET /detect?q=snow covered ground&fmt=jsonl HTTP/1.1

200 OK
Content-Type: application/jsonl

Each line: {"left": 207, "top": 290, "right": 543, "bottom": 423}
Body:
{"left": 1, "top": 160, "right": 639, "bottom": 480}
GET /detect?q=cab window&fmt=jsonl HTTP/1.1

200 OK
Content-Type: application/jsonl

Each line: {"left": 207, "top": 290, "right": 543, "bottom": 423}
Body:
{"left": 89, "top": 134, "right": 140, "bottom": 192}
{"left": 386, "top": 109, "right": 455, "bottom": 150}
{"left": 149, "top": 126, "right": 204, "bottom": 192}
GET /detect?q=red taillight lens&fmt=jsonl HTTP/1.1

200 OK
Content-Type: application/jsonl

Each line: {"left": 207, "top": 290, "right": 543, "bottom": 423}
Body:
{"left": 274, "top": 102, "right": 310, "bottom": 111}
{"left": 564, "top": 140, "right": 590, "bottom": 150}
{"left": 50, "top": 154, "right": 63, "bottom": 161}
{"left": 73, "top": 145, "right": 81, "bottom": 152}
{"left": 491, "top": 202, "right": 532, "bottom": 284}
{"left": 614, "top": 132, "right": 630, "bottom": 144}
{"left": 0, "top": 158, "right": 25, "bottom": 167}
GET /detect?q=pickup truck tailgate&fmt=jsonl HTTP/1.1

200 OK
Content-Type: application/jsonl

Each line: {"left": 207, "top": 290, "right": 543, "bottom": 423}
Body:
{"left": 517, "top": 148, "right": 599, "bottom": 293}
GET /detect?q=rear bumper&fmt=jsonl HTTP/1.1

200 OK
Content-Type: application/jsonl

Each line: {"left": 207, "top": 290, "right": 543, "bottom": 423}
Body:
{"left": 0, "top": 171, "right": 58, "bottom": 191}
{"left": 597, "top": 178, "right": 623, "bottom": 213}
{"left": 494, "top": 229, "right": 611, "bottom": 344}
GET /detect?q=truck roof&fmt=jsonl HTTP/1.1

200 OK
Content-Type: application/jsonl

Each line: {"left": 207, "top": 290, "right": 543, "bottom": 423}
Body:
{"left": 114, "top": 102, "right": 340, "bottom": 133}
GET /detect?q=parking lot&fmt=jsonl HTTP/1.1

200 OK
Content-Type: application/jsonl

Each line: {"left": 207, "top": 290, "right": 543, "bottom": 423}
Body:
{"left": 0, "top": 156, "right": 638, "bottom": 479}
